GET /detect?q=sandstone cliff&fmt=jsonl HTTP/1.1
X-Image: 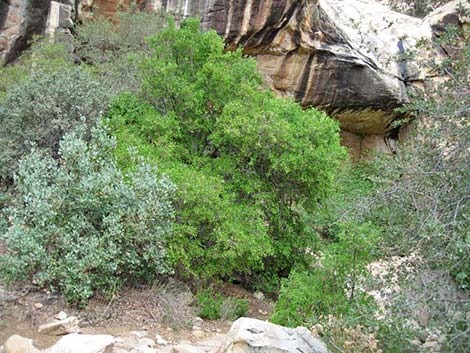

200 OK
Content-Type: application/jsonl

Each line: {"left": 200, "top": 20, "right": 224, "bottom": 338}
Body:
{"left": 1, "top": 0, "right": 467, "bottom": 158}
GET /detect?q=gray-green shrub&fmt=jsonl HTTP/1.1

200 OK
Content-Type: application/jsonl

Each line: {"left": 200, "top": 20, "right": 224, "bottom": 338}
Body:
{"left": 0, "top": 124, "right": 175, "bottom": 304}
{"left": 74, "top": 10, "right": 166, "bottom": 94}
{"left": 0, "top": 67, "right": 109, "bottom": 181}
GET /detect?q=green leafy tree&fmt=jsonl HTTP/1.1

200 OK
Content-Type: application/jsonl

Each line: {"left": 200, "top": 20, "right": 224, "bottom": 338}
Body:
{"left": 271, "top": 222, "right": 378, "bottom": 327}
{"left": 109, "top": 18, "right": 346, "bottom": 284}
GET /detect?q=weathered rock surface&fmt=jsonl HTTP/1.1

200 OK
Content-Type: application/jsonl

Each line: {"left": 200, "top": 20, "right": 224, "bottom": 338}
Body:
{"left": 44, "top": 334, "right": 114, "bottom": 353}
{"left": 2, "top": 335, "right": 41, "bottom": 353}
{"left": 200, "top": 0, "right": 467, "bottom": 142}
{"left": 46, "top": 1, "right": 74, "bottom": 39}
{"left": 216, "top": 317, "right": 329, "bottom": 353}
{"left": 1, "top": 0, "right": 468, "bottom": 157}
{"left": 1, "top": 321, "right": 327, "bottom": 353}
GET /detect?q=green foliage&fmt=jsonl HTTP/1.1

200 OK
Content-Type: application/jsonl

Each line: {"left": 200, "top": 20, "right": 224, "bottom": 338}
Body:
{"left": 74, "top": 10, "right": 166, "bottom": 94}
{"left": 196, "top": 289, "right": 249, "bottom": 321}
{"left": 0, "top": 39, "right": 74, "bottom": 96}
{"left": 196, "top": 289, "right": 223, "bottom": 320}
{"left": 141, "top": 18, "right": 263, "bottom": 131}
{"left": 271, "top": 222, "right": 378, "bottom": 327}
{"left": 0, "top": 66, "right": 109, "bottom": 181}
{"left": 108, "top": 94, "right": 271, "bottom": 281}
{"left": 108, "top": 18, "right": 346, "bottom": 283}
{"left": 311, "top": 25, "right": 470, "bottom": 352}
{"left": 0, "top": 124, "right": 175, "bottom": 304}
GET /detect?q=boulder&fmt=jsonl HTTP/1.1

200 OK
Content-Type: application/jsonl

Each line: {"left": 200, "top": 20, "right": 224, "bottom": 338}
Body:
{"left": 216, "top": 317, "right": 329, "bottom": 353}
{"left": 44, "top": 334, "right": 114, "bottom": 353}
{"left": 203, "top": 0, "right": 436, "bottom": 136}
{"left": 3, "top": 335, "right": 41, "bottom": 353}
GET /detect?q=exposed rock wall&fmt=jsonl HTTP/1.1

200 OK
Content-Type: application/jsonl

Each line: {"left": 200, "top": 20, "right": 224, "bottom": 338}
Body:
{"left": 1, "top": 0, "right": 468, "bottom": 158}
{"left": 0, "top": 0, "right": 50, "bottom": 63}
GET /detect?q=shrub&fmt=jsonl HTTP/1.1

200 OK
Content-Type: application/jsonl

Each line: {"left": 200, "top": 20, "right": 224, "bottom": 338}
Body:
{"left": 0, "top": 124, "right": 175, "bottom": 304}
{"left": 271, "top": 222, "right": 378, "bottom": 327}
{"left": 74, "top": 10, "right": 166, "bottom": 94}
{"left": 107, "top": 94, "right": 271, "bottom": 281}
{"left": 0, "top": 39, "right": 74, "bottom": 97}
{"left": 220, "top": 297, "right": 249, "bottom": 321}
{"left": 309, "top": 24, "right": 470, "bottom": 352}
{"left": 211, "top": 91, "right": 346, "bottom": 274}
{"left": 196, "top": 289, "right": 249, "bottom": 321}
{"left": 196, "top": 289, "right": 223, "bottom": 320}
{"left": 0, "top": 66, "right": 109, "bottom": 182}
{"left": 149, "top": 280, "right": 195, "bottom": 329}
{"left": 108, "top": 18, "right": 346, "bottom": 283}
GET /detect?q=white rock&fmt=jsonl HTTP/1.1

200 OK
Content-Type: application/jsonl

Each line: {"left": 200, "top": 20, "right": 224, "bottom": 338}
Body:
{"left": 130, "top": 331, "right": 148, "bottom": 339}
{"left": 44, "top": 334, "right": 114, "bottom": 353}
{"left": 192, "top": 330, "right": 205, "bottom": 339}
{"left": 55, "top": 311, "right": 68, "bottom": 320}
{"left": 193, "top": 317, "right": 204, "bottom": 326}
{"left": 253, "top": 292, "right": 264, "bottom": 301}
{"left": 171, "top": 344, "right": 206, "bottom": 353}
{"left": 3, "top": 335, "right": 41, "bottom": 353}
{"left": 156, "top": 335, "right": 168, "bottom": 346}
{"left": 137, "top": 338, "right": 156, "bottom": 349}
{"left": 216, "top": 318, "right": 329, "bottom": 353}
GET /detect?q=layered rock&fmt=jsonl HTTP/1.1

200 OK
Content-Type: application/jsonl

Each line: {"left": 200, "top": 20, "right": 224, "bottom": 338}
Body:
{"left": 66, "top": 0, "right": 470, "bottom": 157}
{"left": 1, "top": 0, "right": 468, "bottom": 157}
{"left": 200, "top": 0, "right": 468, "bottom": 157}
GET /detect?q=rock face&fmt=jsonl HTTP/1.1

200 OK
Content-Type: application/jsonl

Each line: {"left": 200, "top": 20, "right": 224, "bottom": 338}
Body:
{"left": 198, "top": 0, "right": 468, "bottom": 157}
{"left": 0, "top": 0, "right": 50, "bottom": 63}
{"left": 216, "top": 317, "right": 329, "bottom": 353}
{"left": 0, "top": 0, "right": 468, "bottom": 157}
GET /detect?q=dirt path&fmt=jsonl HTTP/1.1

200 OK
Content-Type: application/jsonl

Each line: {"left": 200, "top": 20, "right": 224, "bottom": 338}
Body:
{"left": 0, "top": 282, "right": 273, "bottom": 350}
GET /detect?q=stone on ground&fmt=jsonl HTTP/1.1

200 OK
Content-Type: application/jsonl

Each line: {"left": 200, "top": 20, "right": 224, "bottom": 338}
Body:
{"left": 216, "top": 317, "right": 329, "bottom": 353}
{"left": 2, "top": 335, "right": 41, "bottom": 353}
{"left": 44, "top": 334, "right": 114, "bottom": 353}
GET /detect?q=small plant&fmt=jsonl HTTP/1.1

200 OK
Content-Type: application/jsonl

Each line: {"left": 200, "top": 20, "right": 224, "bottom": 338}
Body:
{"left": 196, "top": 289, "right": 223, "bottom": 320}
{"left": 196, "top": 289, "right": 249, "bottom": 321}
{"left": 151, "top": 280, "right": 195, "bottom": 329}
{"left": 220, "top": 297, "right": 249, "bottom": 321}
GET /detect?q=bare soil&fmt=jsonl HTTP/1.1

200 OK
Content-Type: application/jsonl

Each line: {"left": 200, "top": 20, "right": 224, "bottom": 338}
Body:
{"left": 0, "top": 281, "right": 273, "bottom": 349}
